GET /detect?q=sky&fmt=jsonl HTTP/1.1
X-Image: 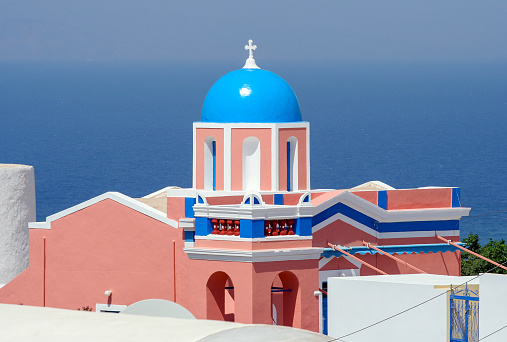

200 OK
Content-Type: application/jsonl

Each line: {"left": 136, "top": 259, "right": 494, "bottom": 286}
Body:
{"left": 0, "top": 1, "right": 506, "bottom": 62}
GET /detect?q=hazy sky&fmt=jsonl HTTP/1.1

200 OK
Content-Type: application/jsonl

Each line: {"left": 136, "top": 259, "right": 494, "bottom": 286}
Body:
{"left": 1, "top": 1, "right": 506, "bottom": 62}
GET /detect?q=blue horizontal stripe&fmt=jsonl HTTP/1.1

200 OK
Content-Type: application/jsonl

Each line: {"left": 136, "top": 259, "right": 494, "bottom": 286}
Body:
{"left": 376, "top": 220, "right": 459, "bottom": 233}
{"left": 321, "top": 242, "right": 464, "bottom": 258}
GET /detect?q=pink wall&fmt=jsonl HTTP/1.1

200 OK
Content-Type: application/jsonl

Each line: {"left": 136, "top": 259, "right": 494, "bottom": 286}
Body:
{"left": 386, "top": 188, "right": 453, "bottom": 210}
{"left": 206, "top": 196, "right": 244, "bottom": 205}
{"left": 167, "top": 197, "right": 185, "bottom": 221}
{"left": 356, "top": 251, "right": 461, "bottom": 276}
{"left": 278, "top": 128, "right": 308, "bottom": 191}
{"left": 175, "top": 255, "right": 320, "bottom": 332}
{"left": 195, "top": 128, "right": 224, "bottom": 190}
{"left": 0, "top": 199, "right": 179, "bottom": 310}
{"left": 313, "top": 219, "right": 377, "bottom": 248}
{"left": 195, "top": 238, "right": 312, "bottom": 251}
{"left": 351, "top": 191, "right": 378, "bottom": 206}
{"left": 230, "top": 128, "right": 272, "bottom": 191}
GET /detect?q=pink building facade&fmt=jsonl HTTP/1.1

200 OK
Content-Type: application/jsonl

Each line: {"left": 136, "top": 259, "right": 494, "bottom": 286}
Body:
{"left": 0, "top": 43, "right": 470, "bottom": 333}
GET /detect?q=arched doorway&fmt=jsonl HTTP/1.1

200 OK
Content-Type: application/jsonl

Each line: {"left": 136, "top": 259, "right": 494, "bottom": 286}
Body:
{"left": 206, "top": 271, "right": 235, "bottom": 322}
{"left": 271, "top": 271, "right": 300, "bottom": 327}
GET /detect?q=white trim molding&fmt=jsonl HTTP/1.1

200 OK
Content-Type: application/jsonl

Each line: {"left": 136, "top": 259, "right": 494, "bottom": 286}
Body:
{"left": 29, "top": 192, "right": 178, "bottom": 230}
{"left": 184, "top": 247, "right": 324, "bottom": 263}
{"left": 313, "top": 190, "right": 471, "bottom": 223}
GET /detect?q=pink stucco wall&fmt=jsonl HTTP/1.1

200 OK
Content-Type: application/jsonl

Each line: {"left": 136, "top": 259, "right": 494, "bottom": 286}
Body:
{"left": 175, "top": 255, "right": 319, "bottom": 331}
{"left": 0, "top": 199, "right": 178, "bottom": 310}
{"left": 386, "top": 188, "right": 453, "bottom": 210}
{"left": 230, "top": 128, "right": 272, "bottom": 191}
{"left": 195, "top": 128, "right": 224, "bottom": 190}
{"left": 278, "top": 128, "right": 308, "bottom": 191}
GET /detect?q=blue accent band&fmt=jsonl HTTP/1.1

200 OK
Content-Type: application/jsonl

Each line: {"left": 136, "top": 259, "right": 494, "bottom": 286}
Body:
{"left": 295, "top": 217, "right": 312, "bottom": 236}
{"left": 184, "top": 197, "right": 196, "bottom": 218}
{"left": 287, "top": 141, "right": 291, "bottom": 191}
{"left": 376, "top": 220, "right": 459, "bottom": 233}
{"left": 184, "top": 231, "right": 195, "bottom": 242}
{"left": 195, "top": 217, "right": 213, "bottom": 236}
{"left": 321, "top": 242, "right": 464, "bottom": 258}
{"left": 378, "top": 190, "right": 387, "bottom": 209}
{"left": 240, "top": 219, "right": 264, "bottom": 238}
{"left": 274, "top": 193, "right": 284, "bottom": 205}
{"left": 212, "top": 141, "right": 216, "bottom": 191}
{"left": 452, "top": 188, "right": 461, "bottom": 207}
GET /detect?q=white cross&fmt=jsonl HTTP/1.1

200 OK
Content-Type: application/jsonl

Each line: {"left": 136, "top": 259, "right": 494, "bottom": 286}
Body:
{"left": 245, "top": 39, "right": 257, "bottom": 59}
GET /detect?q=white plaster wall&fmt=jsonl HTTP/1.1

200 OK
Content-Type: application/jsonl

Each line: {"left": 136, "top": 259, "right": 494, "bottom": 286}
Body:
{"left": 0, "top": 164, "right": 35, "bottom": 286}
{"left": 479, "top": 273, "right": 507, "bottom": 341}
{"left": 328, "top": 276, "right": 448, "bottom": 342}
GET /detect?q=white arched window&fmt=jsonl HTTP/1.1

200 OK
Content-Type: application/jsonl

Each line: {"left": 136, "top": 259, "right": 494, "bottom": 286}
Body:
{"left": 287, "top": 136, "right": 298, "bottom": 191}
{"left": 242, "top": 137, "right": 260, "bottom": 190}
{"left": 204, "top": 136, "right": 216, "bottom": 191}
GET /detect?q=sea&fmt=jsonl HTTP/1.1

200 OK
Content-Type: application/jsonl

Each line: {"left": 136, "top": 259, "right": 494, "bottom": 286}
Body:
{"left": 0, "top": 59, "right": 505, "bottom": 243}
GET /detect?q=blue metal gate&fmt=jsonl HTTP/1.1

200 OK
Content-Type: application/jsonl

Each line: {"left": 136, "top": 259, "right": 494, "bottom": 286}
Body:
{"left": 450, "top": 285, "right": 479, "bottom": 342}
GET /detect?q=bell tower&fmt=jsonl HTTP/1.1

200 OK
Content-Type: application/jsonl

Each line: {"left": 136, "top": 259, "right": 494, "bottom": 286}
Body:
{"left": 193, "top": 40, "right": 310, "bottom": 192}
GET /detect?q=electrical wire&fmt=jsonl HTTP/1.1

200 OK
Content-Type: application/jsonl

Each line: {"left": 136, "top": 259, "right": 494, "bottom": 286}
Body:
{"left": 479, "top": 324, "right": 507, "bottom": 341}
{"left": 323, "top": 259, "right": 507, "bottom": 342}
{"left": 462, "top": 209, "right": 507, "bottom": 219}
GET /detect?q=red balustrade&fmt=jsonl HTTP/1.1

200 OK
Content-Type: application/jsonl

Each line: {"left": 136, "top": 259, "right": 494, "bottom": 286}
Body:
{"left": 211, "top": 219, "right": 241, "bottom": 236}
{"left": 264, "top": 219, "right": 295, "bottom": 237}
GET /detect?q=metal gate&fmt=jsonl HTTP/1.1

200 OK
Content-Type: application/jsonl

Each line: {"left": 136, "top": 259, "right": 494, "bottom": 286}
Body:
{"left": 450, "top": 285, "right": 479, "bottom": 342}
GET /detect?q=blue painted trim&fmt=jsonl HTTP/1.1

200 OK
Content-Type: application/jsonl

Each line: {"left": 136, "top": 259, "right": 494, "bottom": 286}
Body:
{"left": 239, "top": 219, "right": 264, "bottom": 238}
{"left": 303, "top": 194, "right": 310, "bottom": 202}
{"left": 274, "top": 194, "right": 284, "bottom": 205}
{"left": 212, "top": 141, "right": 216, "bottom": 191}
{"left": 197, "top": 195, "right": 205, "bottom": 204}
{"left": 321, "top": 242, "right": 464, "bottom": 258}
{"left": 376, "top": 220, "right": 459, "bottom": 233}
{"left": 295, "top": 217, "right": 312, "bottom": 236}
{"left": 245, "top": 197, "right": 250, "bottom": 204}
{"left": 313, "top": 203, "right": 377, "bottom": 230}
{"left": 184, "top": 231, "right": 195, "bottom": 242}
{"left": 378, "top": 190, "right": 387, "bottom": 209}
{"left": 195, "top": 217, "right": 213, "bottom": 236}
{"left": 184, "top": 197, "right": 196, "bottom": 218}
{"left": 287, "top": 141, "right": 291, "bottom": 191}
{"left": 254, "top": 197, "right": 260, "bottom": 204}
{"left": 452, "top": 188, "right": 461, "bottom": 208}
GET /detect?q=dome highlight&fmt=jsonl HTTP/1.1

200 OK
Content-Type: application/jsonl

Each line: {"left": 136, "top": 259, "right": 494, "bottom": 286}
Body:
{"left": 201, "top": 68, "right": 302, "bottom": 123}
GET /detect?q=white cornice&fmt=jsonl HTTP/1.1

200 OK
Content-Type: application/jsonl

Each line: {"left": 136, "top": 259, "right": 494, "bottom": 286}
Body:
{"left": 184, "top": 247, "right": 324, "bottom": 263}
{"left": 193, "top": 203, "right": 312, "bottom": 220}
{"left": 194, "top": 122, "right": 309, "bottom": 129}
{"left": 28, "top": 192, "right": 178, "bottom": 230}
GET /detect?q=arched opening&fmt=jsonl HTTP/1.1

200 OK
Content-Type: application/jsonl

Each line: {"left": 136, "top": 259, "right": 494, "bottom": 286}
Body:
{"left": 206, "top": 271, "right": 235, "bottom": 322}
{"left": 204, "top": 137, "right": 216, "bottom": 191}
{"left": 287, "top": 137, "right": 298, "bottom": 191}
{"left": 271, "top": 271, "right": 300, "bottom": 327}
{"left": 242, "top": 137, "right": 260, "bottom": 191}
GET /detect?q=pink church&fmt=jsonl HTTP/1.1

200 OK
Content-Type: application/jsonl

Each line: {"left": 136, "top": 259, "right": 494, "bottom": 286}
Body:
{"left": 0, "top": 41, "right": 470, "bottom": 333}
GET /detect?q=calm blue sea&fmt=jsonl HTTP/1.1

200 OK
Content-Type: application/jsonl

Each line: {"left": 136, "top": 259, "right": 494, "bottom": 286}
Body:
{"left": 0, "top": 60, "right": 505, "bottom": 243}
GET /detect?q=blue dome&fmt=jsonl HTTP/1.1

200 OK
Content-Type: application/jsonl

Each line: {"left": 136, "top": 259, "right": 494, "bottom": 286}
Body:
{"left": 201, "top": 68, "right": 302, "bottom": 123}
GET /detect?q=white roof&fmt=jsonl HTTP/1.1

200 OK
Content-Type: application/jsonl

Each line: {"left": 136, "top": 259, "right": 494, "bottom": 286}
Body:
{"left": 0, "top": 304, "right": 328, "bottom": 342}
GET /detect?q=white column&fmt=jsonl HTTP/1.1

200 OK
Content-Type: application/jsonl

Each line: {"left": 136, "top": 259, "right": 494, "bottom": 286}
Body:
{"left": 224, "top": 126, "right": 232, "bottom": 191}
{"left": 271, "top": 125, "right": 279, "bottom": 191}
{"left": 0, "top": 164, "right": 36, "bottom": 286}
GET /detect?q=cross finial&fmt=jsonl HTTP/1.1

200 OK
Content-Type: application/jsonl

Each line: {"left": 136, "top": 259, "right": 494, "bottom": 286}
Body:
{"left": 243, "top": 39, "right": 260, "bottom": 69}
{"left": 245, "top": 39, "right": 257, "bottom": 59}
